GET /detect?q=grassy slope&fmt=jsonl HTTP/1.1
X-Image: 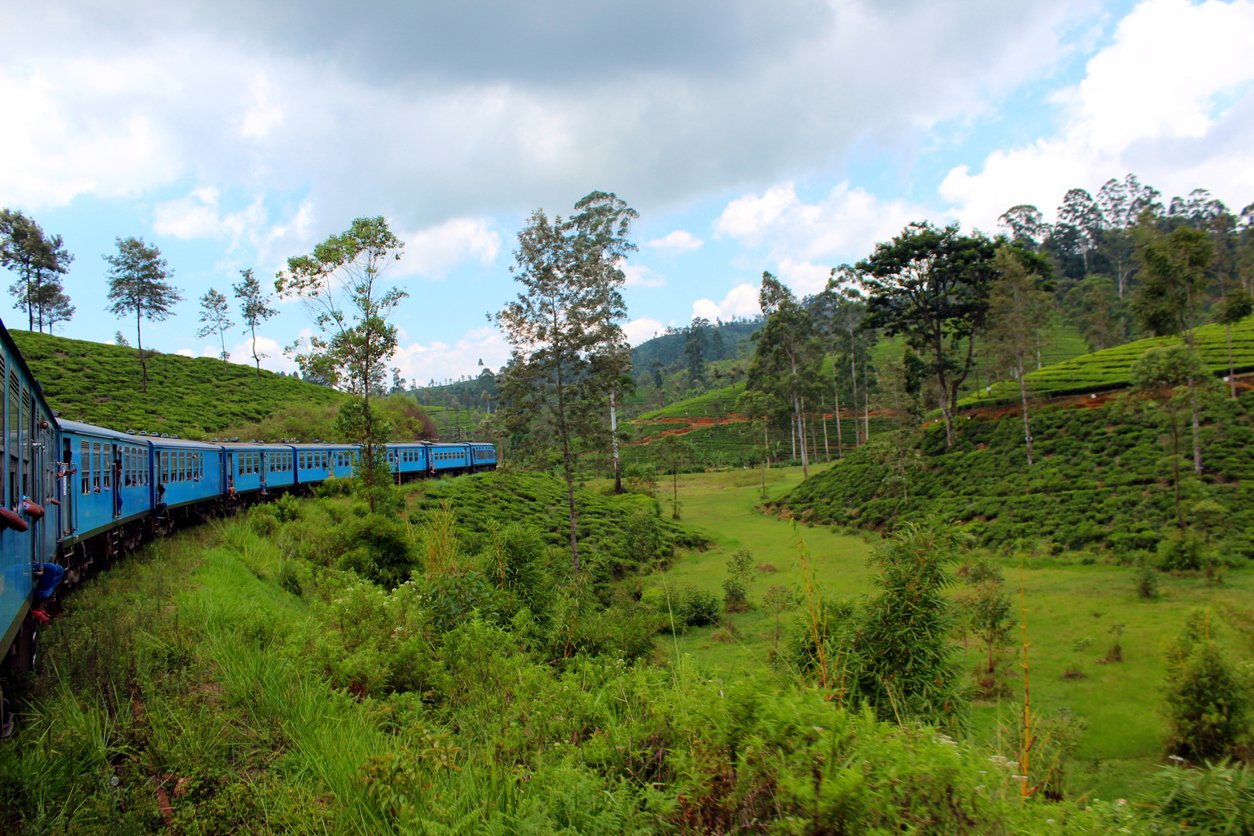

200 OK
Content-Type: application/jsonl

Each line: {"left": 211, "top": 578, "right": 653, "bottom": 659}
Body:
{"left": 10, "top": 329, "right": 442, "bottom": 442}
{"left": 778, "top": 388, "right": 1254, "bottom": 556}
{"left": 7, "top": 474, "right": 1134, "bottom": 833}
{"left": 962, "top": 316, "right": 1254, "bottom": 406}
{"left": 11, "top": 329, "right": 345, "bottom": 438}
{"left": 647, "top": 466, "right": 1254, "bottom": 801}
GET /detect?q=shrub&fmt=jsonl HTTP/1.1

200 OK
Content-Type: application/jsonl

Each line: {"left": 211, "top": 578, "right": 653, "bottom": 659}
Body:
{"left": 1158, "top": 529, "right": 1206, "bottom": 572}
{"left": 1139, "top": 761, "right": 1253, "bottom": 833}
{"left": 420, "top": 571, "right": 499, "bottom": 636}
{"left": 335, "top": 513, "right": 416, "bottom": 589}
{"left": 1135, "top": 556, "right": 1159, "bottom": 599}
{"left": 1164, "top": 612, "right": 1250, "bottom": 763}
{"left": 723, "top": 548, "right": 754, "bottom": 613}
{"left": 678, "top": 587, "right": 720, "bottom": 627}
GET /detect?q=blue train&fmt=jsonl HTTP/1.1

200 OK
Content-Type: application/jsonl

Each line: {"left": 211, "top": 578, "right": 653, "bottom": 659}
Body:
{"left": 0, "top": 319, "right": 494, "bottom": 730}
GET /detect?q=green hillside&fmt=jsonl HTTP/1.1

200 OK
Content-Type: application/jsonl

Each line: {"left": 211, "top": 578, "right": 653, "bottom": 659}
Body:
{"left": 776, "top": 388, "right": 1254, "bottom": 558}
{"left": 8, "top": 329, "right": 435, "bottom": 441}
{"left": 962, "top": 316, "right": 1254, "bottom": 406}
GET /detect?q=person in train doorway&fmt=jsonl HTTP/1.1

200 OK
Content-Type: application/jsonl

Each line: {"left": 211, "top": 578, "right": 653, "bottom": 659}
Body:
{"left": 156, "top": 480, "right": 167, "bottom": 513}
{"left": 112, "top": 459, "right": 123, "bottom": 518}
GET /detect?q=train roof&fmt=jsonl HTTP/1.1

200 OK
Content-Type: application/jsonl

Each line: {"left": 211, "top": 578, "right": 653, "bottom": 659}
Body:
{"left": 59, "top": 418, "right": 151, "bottom": 443}
{"left": 218, "top": 441, "right": 297, "bottom": 451}
{"left": 286, "top": 442, "right": 361, "bottom": 450}
{"left": 59, "top": 418, "right": 224, "bottom": 450}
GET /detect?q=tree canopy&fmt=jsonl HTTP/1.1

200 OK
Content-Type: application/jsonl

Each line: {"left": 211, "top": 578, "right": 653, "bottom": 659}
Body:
{"left": 1, "top": 208, "right": 74, "bottom": 332}
{"left": 856, "top": 221, "right": 996, "bottom": 449}
{"left": 495, "top": 191, "right": 637, "bottom": 572}
{"left": 277, "top": 216, "right": 407, "bottom": 508}
{"left": 104, "top": 236, "right": 181, "bottom": 391}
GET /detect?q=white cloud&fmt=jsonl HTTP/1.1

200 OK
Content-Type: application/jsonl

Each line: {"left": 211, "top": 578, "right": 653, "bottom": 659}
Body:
{"left": 153, "top": 187, "right": 229, "bottom": 239}
{"left": 713, "top": 182, "right": 931, "bottom": 287}
{"left": 228, "top": 336, "right": 298, "bottom": 374}
{"left": 0, "top": 68, "right": 181, "bottom": 208}
{"left": 775, "top": 259, "right": 831, "bottom": 297}
{"left": 395, "top": 217, "right": 501, "bottom": 278}
{"left": 645, "top": 229, "right": 703, "bottom": 253}
{"left": 240, "top": 74, "right": 284, "bottom": 140}
{"left": 941, "top": 0, "right": 1254, "bottom": 227}
{"left": 714, "top": 184, "right": 798, "bottom": 242}
{"left": 175, "top": 348, "right": 195, "bottom": 357}
{"left": 393, "top": 326, "right": 509, "bottom": 385}
{"left": 0, "top": 0, "right": 1100, "bottom": 222}
{"left": 623, "top": 263, "right": 666, "bottom": 288}
{"left": 623, "top": 317, "right": 665, "bottom": 345}
{"left": 693, "top": 282, "right": 760, "bottom": 321}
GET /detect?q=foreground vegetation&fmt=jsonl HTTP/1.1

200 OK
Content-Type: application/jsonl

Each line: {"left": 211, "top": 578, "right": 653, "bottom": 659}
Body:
{"left": 2, "top": 470, "right": 1249, "bottom": 832}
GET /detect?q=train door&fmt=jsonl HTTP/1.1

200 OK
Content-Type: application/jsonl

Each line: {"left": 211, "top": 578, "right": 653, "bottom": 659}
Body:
{"left": 34, "top": 414, "right": 50, "bottom": 559}
{"left": 61, "top": 438, "right": 74, "bottom": 539}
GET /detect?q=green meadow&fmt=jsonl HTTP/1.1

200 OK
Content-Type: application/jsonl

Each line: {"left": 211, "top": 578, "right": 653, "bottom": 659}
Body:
{"left": 648, "top": 465, "right": 1254, "bottom": 801}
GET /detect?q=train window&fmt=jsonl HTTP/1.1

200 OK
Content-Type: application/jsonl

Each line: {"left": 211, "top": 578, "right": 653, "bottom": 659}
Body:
{"left": 7, "top": 372, "right": 17, "bottom": 505}
{"left": 80, "top": 440, "right": 89, "bottom": 494}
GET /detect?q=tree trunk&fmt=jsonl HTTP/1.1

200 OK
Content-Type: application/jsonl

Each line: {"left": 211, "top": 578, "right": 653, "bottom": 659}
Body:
{"left": 251, "top": 323, "right": 262, "bottom": 378}
{"left": 610, "top": 390, "right": 622, "bottom": 493}
{"left": 1017, "top": 355, "right": 1033, "bottom": 466}
{"left": 1226, "top": 322, "right": 1237, "bottom": 400}
{"left": 555, "top": 359, "right": 580, "bottom": 573}
{"left": 848, "top": 332, "right": 859, "bottom": 444}
{"left": 833, "top": 378, "right": 844, "bottom": 457}
{"left": 1188, "top": 378, "right": 1202, "bottom": 476}
{"left": 821, "top": 409, "right": 829, "bottom": 462}
{"left": 136, "top": 307, "right": 148, "bottom": 392}
{"left": 863, "top": 360, "right": 870, "bottom": 442}
{"left": 790, "top": 352, "right": 809, "bottom": 477}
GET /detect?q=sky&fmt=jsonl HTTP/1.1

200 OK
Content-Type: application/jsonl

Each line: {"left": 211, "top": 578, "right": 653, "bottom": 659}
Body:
{"left": 2, "top": 0, "right": 1253, "bottom": 386}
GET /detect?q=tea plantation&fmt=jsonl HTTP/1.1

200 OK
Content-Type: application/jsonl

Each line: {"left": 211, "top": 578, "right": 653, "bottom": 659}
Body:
{"left": 777, "top": 387, "right": 1254, "bottom": 558}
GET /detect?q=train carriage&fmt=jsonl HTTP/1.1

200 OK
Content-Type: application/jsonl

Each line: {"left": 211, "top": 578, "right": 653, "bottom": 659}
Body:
{"left": 383, "top": 442, "right": 430, "bottom": 481}
{"left": 0, "top": 322, "right": 58, "bottom": 677}
{"left": 150, "top": 437, "right": 224, "bottom": 510}
{"left": 220, "top": 442, "right": 296, "bottom": 497}
{"left": 428, "top": 441, "right": 472, "bottom": 475}
{"left": 58, "top": 420, "right": 154, "bottom": 544}
{"left": 291, "top": 443, "right": 359, "bottom": 486}
{"left": 469, "top": 442, "right": 497, "bottom": 471}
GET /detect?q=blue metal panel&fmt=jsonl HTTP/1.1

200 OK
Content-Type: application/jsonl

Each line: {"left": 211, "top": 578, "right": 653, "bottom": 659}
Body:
{"left": 291, "top": 444, "right": 359, "bottom": 486}
{"left": 430, "top": 442, "right": 471, "bottom": 473}
{"left": 385, "top": 443, "right": 429, "bottom": 476}
{"left": 149, "top": 438, "right": 222, "bottom": 510}
{"left": 1, "top": 318, "right": 61, "bottom": 657}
